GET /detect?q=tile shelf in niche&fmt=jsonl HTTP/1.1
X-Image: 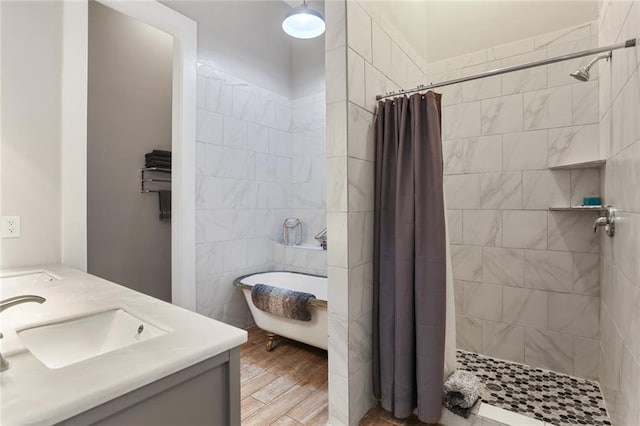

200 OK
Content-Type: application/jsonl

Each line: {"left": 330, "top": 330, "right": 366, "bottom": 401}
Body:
{"left": 276, "top": 243, "right": 325, "bottom": 251}
{"left": 548, "top": 205, "right": 604, "bottom": 212}
{"left": 548, "top": 159, "right": 605, "bottom": 170}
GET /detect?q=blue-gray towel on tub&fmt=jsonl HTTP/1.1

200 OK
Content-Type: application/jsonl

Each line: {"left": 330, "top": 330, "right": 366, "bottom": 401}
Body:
{"left": 251, "top": 284, "right": 316, "bottom": 321}
{"left": 443, "top": 370, "right": 482, "bottom": 418}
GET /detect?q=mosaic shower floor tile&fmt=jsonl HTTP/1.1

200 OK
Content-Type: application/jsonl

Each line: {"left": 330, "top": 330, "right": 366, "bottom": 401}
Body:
{"left": 457, "top": 350, "right": 611, "bottom": 426}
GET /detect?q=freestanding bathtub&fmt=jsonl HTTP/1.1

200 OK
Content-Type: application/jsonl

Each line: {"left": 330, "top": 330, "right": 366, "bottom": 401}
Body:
{"left": 234, "top": 271, "right": 328, "bottom": 351}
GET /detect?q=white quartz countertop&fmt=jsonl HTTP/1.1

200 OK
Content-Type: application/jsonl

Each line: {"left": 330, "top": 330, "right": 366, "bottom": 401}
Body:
{"left": 0, "top": 265, "right": 247, "bottom": 426}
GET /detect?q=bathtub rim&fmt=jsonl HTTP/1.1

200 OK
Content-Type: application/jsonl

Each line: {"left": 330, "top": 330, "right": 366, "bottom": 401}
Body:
{"left": 232, "top": 270, "right": 328, "bottom": 308}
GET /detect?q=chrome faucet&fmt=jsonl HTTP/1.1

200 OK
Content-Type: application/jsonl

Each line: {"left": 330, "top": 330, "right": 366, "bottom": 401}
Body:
{"left": 0, "top": 295, "right": 46, "bottom": 372}
{"left": 0, "top": 295, "right": 46, "bottom": 313}
{"left": 593, "top": 216, "right": 609, "bottom": 231}
{"left": 314, "top": 227, "right": 327, "bottom": 250}
{"left": 593, "top": 205, "right": 616, "bottom": 237}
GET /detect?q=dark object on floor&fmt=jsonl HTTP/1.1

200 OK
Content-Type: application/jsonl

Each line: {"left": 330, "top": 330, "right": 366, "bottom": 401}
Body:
{"left": 443, "top": 369, "right": 482, "bottom": 418}
{"left": 158, "top": 190, "right": 171, "bottom": 221}
{"left": 251, "top": 284, "right": 316, "bottom": 321}
{"left": 445, "top": 399, "right": 479, "bottom": 419}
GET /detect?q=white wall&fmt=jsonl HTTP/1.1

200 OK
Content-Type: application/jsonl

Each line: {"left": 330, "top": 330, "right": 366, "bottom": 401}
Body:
{"left": 290, "top": 92, "right": 326, "bottom": 244}
{"left": 436, "top": 22, "right": 601, "bottom": 381}
{"left": 195, "top": 63, "right": 291, "bottom": 327}
{"left": 163, "top": 0, "right": 294, "bottom": 98}
{"left": 291, "top": 3, "right": 327, "bottom": 251}
{"left": 87, "top": 1, "right": 173, "bottom": 302}
{"left": 328, "top": 0, "right": 608, "bottom": 423}
{"left": 274, "top": 91, "right": 327, "bottom": 276}
{"left": 363, "top": 1, "right": 599, "bottom": 64}
{"left": 168, "top": 0, "right": 326, "bottom": 328}
{"left": 325, "top": 1, "right": 377, "bottom": 424}
{"left": 194, "top": 60, "right": 326, "bottom": 327}
{"left": 163, "top": 0, "right": 327, "bottom": 99}
{"left": 1, "top": 1, "right": 63, "bottom": 269}
{"left": 293, "top": 37, "right": 326, "bottom": 98}
{"left": 289, "top": 0, "right": 325, "bottom": 99}
{"left": 598, "top": 1, "right": 640, "bottom": 425}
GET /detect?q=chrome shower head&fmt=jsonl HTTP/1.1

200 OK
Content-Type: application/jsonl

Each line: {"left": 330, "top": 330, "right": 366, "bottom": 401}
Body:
{"left": 570, "top": 68, "right": 590, "bottom": 82}
{"left": 570, "top": 52, "right": 612, "bottom": 82}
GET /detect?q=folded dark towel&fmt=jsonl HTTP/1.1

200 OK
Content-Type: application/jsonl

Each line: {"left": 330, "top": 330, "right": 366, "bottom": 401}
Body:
{"left": 145, "top": 149, "right": 172, "bottom": 158}
{"left": 145, "top": 158, "right": 171, "bottom": 164}
{"left": 445, "top": 399, "right": 480, "bottom": 419}
{"left": 145, "top": 155, "right": 172, "bottom": 161}
{"left": 158, "top": 190, "right": 171, "bottom": 222}
{"left": 145, "top": 150, "right": 172, "bottom": 169}
{"left": 443, "top": 370, "right": 483, "bottom": 418}
{"left": 250, "top": 284, "right": 316, "bottom": 321}
{"left": 145, "top": 159, "right": 172, "bottom": 169}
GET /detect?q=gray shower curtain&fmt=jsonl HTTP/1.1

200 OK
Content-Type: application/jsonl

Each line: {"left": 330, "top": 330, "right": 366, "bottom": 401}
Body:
{"left": 373, "top": 92, "right": 447, "bottom": 423}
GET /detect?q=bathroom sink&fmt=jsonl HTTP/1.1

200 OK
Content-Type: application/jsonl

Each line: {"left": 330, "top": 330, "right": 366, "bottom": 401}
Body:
{"left": 18, "top": 309, "right": 167, "bottom": 369}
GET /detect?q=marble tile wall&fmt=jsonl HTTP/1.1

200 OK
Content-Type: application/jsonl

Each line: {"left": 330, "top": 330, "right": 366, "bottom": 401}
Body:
{"left": 195, "top": 62, "right": 290, "bottom": 327}
{"left": 597, "top": 1, "right": 640, "bottom": 425}
{"left": 327, "top": 1, "right": 432, "bottom": 424}
{"left": 330, "top": 4, "right": 612, "bottom": 426}
{"left": 325, "top": 1, "right": 353, "bottom": 423}
{"left": 291, "top": 92, "right": 328, "bottom": 246}
{"left": 195, "top": 62, "right": 326, "bottom": 329}
{"left": 273, "top": 243, "right": 327, "bottom": 276}
{"left": 437, "top": 23, "right": 604, "bottom": 381}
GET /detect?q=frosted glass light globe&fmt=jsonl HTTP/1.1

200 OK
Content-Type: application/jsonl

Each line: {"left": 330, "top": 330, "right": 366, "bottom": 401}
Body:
{"left": 282, "top": 4, "right": 325, "bottom": 39}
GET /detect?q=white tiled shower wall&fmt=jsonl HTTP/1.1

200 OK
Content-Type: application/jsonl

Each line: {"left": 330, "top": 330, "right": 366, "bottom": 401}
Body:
{"left": 274, "top": 92, "right": 328, "bottom": 276}
{"left": 598, "top": 1, "right": 640, "bottom": 425}
{"left": 328, "top": 1, "right": 435, "bottom": 423}
{"left": 439, "top": 23, "right": 602, "bottom": 380}
{"left": 290, "top": 92, "right": 327, "bottom": 244}
{"left": 195, "top": 63, "right": 326, "bottom": 328}
{"left": 332, "top": 1, "right": 610, "bottom": 422}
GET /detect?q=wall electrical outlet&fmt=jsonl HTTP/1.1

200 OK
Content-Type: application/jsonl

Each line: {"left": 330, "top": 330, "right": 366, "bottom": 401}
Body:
{"left": 1, "top": 216, "right": 21, "bottom": 238}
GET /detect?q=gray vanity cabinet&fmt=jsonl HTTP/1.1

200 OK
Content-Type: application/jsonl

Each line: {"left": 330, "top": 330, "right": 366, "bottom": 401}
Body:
{"left": 58, "top": 348, "right": 241, "bottom": 426}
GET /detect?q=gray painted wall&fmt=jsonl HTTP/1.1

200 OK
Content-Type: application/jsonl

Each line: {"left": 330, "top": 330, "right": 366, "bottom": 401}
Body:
{"left": 87, "top": 1, "right": 173, "bottom": 301}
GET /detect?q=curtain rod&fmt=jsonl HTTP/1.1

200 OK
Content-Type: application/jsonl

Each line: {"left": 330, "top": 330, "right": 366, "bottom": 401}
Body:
{"left": 376, "top": 38, "right": 637, "bottom": 101}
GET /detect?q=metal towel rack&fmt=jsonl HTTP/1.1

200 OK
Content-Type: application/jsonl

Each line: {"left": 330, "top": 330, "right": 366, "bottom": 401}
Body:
{"left": 140, "top": 167, "right": 171, "bottom": 193}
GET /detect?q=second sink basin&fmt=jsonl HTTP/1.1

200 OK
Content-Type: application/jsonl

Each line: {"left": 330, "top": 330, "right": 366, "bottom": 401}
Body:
{"left": 18, "top": 309, "right": 167, "bottom": 369}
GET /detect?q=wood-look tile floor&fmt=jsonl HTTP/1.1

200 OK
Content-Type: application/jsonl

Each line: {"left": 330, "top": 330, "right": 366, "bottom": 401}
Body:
{"left": 240, "top": 327, "right": 429, "bottom": 425}
{"left": 360, "top": 406, "right": 432, "bottom": 425}
{"left": 241, "top": 326, "right": 329, "bottom": 425}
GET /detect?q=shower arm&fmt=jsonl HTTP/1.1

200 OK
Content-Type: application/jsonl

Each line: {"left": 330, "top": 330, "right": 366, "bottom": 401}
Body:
{"left": 583, "top": 51, "right": 612, "bottom": 71}
{"left": 376, "top": 38, "right": 637, "bottom": 100}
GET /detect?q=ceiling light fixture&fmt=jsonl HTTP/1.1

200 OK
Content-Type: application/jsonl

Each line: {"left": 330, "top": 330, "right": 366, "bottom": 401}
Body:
{"left": 282, "top": 0, "right": 325, "bottom": 39}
